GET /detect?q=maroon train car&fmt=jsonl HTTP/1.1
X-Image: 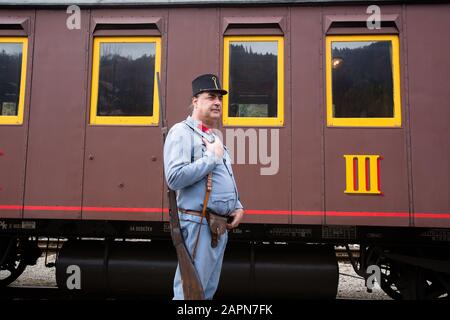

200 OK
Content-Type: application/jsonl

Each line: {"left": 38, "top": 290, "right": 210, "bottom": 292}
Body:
{"left": 0, "top": 0, "right": 449, "bottom": 299}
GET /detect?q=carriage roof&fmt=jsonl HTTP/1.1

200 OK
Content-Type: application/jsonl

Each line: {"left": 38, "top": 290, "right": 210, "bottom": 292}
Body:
{"left": 0, "top": 0, "right": 426, "bottom": 7}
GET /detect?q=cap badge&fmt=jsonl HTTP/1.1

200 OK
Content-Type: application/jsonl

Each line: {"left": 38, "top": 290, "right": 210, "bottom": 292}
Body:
{"left": 212, "top": 76, "right": 219, "bottom": 90}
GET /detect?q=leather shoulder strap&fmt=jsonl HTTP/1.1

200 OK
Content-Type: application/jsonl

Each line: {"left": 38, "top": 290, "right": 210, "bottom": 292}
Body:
{"left": 182, "top": 121, "right": 195, "bottom": 164}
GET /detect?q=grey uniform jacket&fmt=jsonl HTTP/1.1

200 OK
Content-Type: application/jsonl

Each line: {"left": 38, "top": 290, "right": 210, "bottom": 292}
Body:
{"left": 163, "top": 116, "right": 243, "bottom": 216}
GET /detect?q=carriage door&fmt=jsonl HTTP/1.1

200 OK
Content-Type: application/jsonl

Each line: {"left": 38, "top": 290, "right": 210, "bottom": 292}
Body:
{"left": 322, "top": 14, "right": 410, "bottom": 227}
{"left": 82, "top": 14, "right": 165, "bottom": 221}
{"left": 0, "top": 13, "right": 33, "bottom": 220}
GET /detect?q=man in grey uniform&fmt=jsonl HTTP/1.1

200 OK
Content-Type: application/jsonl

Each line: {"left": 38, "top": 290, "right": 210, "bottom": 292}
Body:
{"left": 164, "top": 74, "right": 244, "bottom": 300}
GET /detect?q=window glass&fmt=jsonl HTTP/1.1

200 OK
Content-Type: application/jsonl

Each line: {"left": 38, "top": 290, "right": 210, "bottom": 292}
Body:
{"left": 326, "top": 35, "right": 401, "bottom": 127}
{"left": 223, "top": 36, "right": 284, "bottom": 127}
{"left": 97, "top": 42, "right": 155, "bottom": 117}
{"left": 90, "top": 37, "right": 161, "bottom": 125}
{"left": 228, "top": 41, "right": 278, "bottom": 118}
{"left": 0, "top": 43, "right": 23, "bottom": 116}
{"left": 331, "top": 41, "right": 393, "bottom": 118}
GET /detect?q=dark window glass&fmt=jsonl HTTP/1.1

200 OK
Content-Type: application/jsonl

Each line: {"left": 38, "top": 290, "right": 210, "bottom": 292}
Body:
{"left": 0, "top": 43, "right": 22, "bottom": 116}
{"left": 229, "top": 41, "right": 278, "bottom": 118}
{"left": 332, "top": 41, "right": 394, "bottom": 118}
{"left": 97, "top": 42, "right": 155, "bottom": 116}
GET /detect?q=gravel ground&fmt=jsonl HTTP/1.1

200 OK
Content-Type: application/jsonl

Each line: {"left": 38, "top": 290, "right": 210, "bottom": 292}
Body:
{"left": 337, "top": 261, "right": 390, "bottom": 300}
{"left": 8, "top": 254, "right": 57, "bottom": 288}
{"left": 6, "top": 254, "right": 391, "bottom": 300}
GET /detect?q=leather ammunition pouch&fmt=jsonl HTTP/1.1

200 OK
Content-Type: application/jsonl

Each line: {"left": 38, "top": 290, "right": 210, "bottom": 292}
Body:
{"left": 206, "top": 211, "right": 228, "bottom": 248}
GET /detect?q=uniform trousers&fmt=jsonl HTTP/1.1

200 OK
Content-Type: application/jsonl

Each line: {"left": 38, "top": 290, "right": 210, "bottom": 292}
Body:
{"left": 173, "top": 212, "right": 228, "bottom": 300}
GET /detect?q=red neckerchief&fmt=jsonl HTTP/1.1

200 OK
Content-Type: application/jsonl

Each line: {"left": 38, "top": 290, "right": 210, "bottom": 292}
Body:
{"left": 198, "top": 123, "right": 211, "bottom": 134}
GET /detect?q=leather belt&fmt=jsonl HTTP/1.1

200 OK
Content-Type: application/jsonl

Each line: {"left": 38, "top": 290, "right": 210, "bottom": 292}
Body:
{"left": 179, "top": 209, "right": 203, "bottom": 218}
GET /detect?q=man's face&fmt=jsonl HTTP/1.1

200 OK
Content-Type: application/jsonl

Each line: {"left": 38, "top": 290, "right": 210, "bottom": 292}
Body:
{"left": 192, "top": 91, "right": 223, "bottom": 124}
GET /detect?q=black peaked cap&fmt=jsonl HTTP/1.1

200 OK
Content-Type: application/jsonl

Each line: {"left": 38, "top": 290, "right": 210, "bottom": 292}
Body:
{"left": 192, "top": 74, "right": 228, "bottom": 96}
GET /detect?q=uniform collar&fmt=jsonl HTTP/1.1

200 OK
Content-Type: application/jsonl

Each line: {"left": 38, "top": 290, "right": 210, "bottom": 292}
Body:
{"left": 199, "top": 123, "right": 210, "bottom": 133}
{"left": 186, "top": 116, "right": 212, "bottom": 134}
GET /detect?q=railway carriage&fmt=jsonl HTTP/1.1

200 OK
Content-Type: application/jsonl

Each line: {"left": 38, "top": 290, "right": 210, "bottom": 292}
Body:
{"left": 0, "top": 0, "right": 449, "bottom": 299}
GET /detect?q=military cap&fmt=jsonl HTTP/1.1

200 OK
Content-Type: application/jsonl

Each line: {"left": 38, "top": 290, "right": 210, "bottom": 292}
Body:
{"left": 192, "top": 74, "right": 228, "bottom": 97}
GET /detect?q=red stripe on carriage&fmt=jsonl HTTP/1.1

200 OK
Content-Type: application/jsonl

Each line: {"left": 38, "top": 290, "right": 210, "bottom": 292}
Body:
{"left": 24, "top": 205, "right": 81, "bottom": 211}
{"left": 83, "top": 207, "right": 161, "bottom": 213}
{"left": 0, "top": 205, "right": 449, "bottom": 218}
{"left": 326, "top": 211, "right": 409, "bottom": 218}
{"left": 0, "top": 205, "right": 23, "bottom": 210}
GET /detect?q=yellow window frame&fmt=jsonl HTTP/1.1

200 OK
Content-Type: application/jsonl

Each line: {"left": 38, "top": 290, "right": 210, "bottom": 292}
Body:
{"left": 223, "top": 35, "right": 284, "bottom": 127}
{"left": 325, "top": 35, "right": 401, "bottom": 127}
{"left": 0, "top": 37, "right": 28, "bottom": 125}
{"left": 90, "top": 36, "right": 161, "bottom": 126}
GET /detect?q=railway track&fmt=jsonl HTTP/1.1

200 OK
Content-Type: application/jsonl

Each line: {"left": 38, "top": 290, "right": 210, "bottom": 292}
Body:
{"left": 335, "top": 246, "right": 360, "bottom": 261}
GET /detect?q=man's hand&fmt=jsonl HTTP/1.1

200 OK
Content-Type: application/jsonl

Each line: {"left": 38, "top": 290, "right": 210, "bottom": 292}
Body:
{"left": 202, "top": 137, "right": 224, "bottom": 159}
{"left": 227, "top": 208, "right": 244, "bottom": 230}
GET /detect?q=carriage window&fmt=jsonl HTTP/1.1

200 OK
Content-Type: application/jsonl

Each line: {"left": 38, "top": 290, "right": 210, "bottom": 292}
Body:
{"left": 90, "top": 37, "right": 161, "bottom": 125}
{"left": 223, "top": 36, "right": 284, "bottom": 126}
{"left": 0, "top": 38, "right": 28, "bottom": 125}
{"left": 326, "top": 35, "right": 401, "bottom": 127}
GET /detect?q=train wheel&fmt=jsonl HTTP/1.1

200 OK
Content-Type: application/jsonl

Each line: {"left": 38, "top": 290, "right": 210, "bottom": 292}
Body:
{"left": 379, "top": 257, "right": 449, "bottom": 300}
{"left": 398, "top": 267, "right": 449, "bottom": 300}
{"left": 0, "top": 237, "right": 28, "bottom": 288}
{"left": 378, "top": 256, "right": 403, "bottom": 300}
